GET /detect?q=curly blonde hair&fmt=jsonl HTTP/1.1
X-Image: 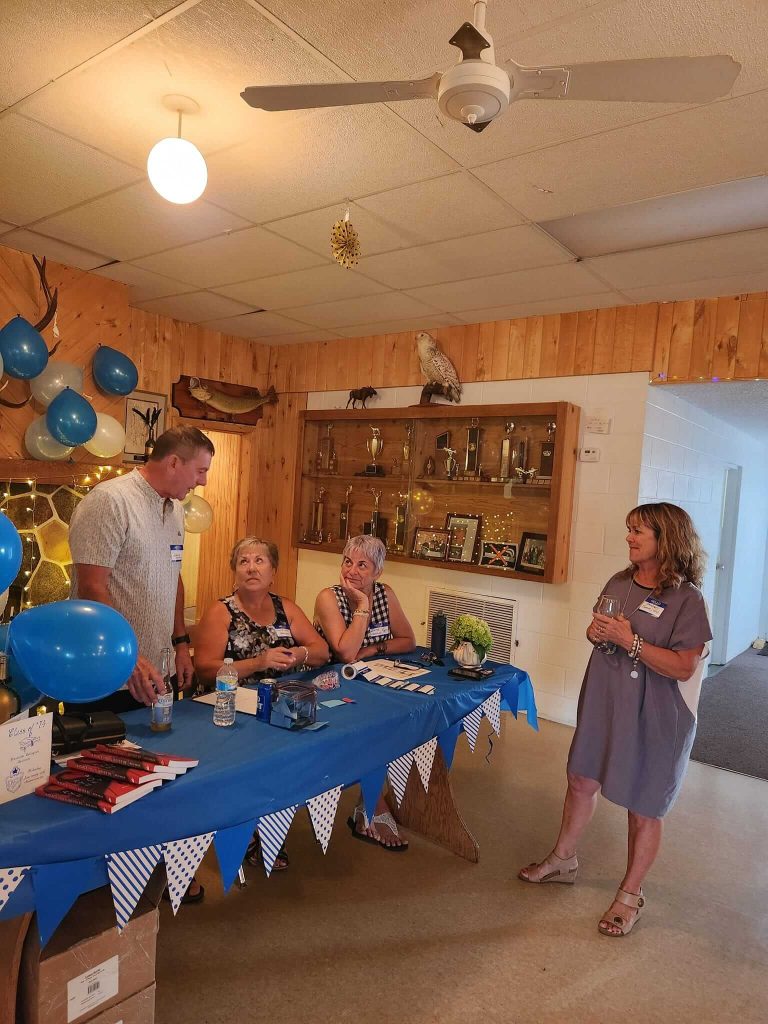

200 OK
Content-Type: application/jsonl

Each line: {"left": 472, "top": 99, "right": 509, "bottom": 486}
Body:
{"left": 623, "top": 502, "right": 706, "bottom": 590}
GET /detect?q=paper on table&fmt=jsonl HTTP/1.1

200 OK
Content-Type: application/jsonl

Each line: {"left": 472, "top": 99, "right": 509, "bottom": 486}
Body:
{"left": 0, "top": 712, "right": 53, "bottom": 805}
{"left": 193, "top": 687, "right": 260, "bottom": 716}
{"left": 364, "top": 659, "right": 430, "bottom": 680}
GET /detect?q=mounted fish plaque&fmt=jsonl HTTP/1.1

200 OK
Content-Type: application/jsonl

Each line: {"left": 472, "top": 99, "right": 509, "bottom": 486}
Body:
{"left": 172, "top": 374, "right": 278, "bottom": 425}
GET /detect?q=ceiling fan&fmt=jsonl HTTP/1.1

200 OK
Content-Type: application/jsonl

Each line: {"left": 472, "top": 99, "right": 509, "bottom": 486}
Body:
{"left": 241, "top": 0, "right": 741, "bottom": 133}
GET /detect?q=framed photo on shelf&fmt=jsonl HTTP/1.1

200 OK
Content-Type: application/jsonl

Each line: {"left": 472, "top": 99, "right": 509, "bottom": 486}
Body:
{"left": 445, "top": 513, "right": 482, "bottom": 563}
{"left": 124, "top": 390, "right": 166, "bottom": 464}
{"left": 479, "top": 541, "right": 518, "bottom": 570}
{"left": 516, "top": 532, "right": 548, "bottom": 575}
{"left": 412, "top": 527, "right": 449, "bottom": 561}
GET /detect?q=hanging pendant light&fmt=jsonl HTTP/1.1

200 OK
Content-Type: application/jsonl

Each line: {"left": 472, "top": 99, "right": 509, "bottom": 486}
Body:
{"left": 147, "top": 95, "right": 208, "bottom": 205}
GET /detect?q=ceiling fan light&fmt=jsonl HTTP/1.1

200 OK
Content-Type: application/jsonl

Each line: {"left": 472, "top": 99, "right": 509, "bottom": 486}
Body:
{"left": 147, "top": 137, "right": 208, "bottom": 204}
{"left": 438, "top": 59, "right": 509, "bottom": 127}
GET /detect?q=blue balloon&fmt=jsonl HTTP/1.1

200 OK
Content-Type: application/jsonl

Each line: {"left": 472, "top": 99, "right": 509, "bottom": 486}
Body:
{"left": 0, "top": 624, "right": 39, "bottom": 708}
{"left": 0, "top": 512, "right": 23, "bottom": 592}
{"left": 0, "top": 316, "right": 49, "bottom": 379}
{"left": 46, "top": 387, "right": 97, "bottom": 446}
{"left": 92, "top": 345, "right": 139, "bottom": 396}
{"left": 8, "top": 600, "right": 138, "bottom": 703}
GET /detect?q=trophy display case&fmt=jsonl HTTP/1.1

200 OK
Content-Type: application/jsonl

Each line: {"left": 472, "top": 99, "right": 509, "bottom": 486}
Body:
{"left": 294, "top": 402, "right": 580, "bottom": 583}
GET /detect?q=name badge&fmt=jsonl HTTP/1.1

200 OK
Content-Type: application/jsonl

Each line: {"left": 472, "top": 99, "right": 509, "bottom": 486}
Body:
{"left": 638, "top": 597, "right": 665, "bottom": 617}
{"left": 368, "top": 624, "right": 389, "bottom": 639}
{"left": 170, "top": 544, "right": 183, "bottom": 563}
{"left": 273, "top": 627, "right": 293, "bottom": 640}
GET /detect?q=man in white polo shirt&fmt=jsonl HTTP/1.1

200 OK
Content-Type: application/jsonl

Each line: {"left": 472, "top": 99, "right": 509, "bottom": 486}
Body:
{"left": 69, "top": 425, "right": 215, "bottom": 710}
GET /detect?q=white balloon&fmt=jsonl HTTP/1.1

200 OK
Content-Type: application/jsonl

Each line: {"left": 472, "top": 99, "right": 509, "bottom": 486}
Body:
{"left": 183, "top": 495, "right": 213, "bottom": 533}
{"left": 29, "top": 361, "right": 84, "bottom": 407}
{"left": 24, "top": 416, "right": 74, "bottom": 461}
{"left": 83, "top": 413, "right": 126, "bottom": 459}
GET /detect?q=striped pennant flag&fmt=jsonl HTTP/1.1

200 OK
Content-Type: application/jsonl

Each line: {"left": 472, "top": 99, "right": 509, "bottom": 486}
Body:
{"left": 107, "top": 846, "right": 163, "bottom": 931}
{"left": 412, "top": 737, "right": 437, "bottom": 793}
{"left": 463, "top": 706, "right": 484, "bottom": 752}
{"left": 257, "top": 806, "right": 298, "bottom": 876}
{"left": 481, "top": 689, "right": 502, "bottom": 736}
{"left": 387, "top": 752, "right": 414, "bottom": 806}
{"left": 307, "top": 785, "right": 342, "bottom": 853}
{"left": 0, "top": 866, "right": 29, "bottom": 915}
{"left": 164, "top": 833, "right": 215, "bottom": 914}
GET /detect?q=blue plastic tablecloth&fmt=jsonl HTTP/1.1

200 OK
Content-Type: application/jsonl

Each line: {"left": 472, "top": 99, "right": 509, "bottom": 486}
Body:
{"left": 0, "top": 656, "right": 536, "bottom": 919}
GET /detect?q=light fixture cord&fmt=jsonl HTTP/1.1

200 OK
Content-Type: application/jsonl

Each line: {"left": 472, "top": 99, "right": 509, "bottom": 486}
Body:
{"left": 177, "top": 110, "right": 182, "bottom": 138}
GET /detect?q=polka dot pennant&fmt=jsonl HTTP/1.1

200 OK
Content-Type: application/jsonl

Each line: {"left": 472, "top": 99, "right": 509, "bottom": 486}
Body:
{"left": 462, "top": 706, "right": 484, "bottom": 753}
{"left": 480, "top": 689, "right": 502, "bottom": 736}
{"left": 411, "top": 737, "right": 437, "bottom": 793}
{"left": 387, "top": 752, "right": 414, "bottom": 806}
{"left": 0, "top": 866, "right": 29, "bottom": 915}
{"left": 257, "top": 806, "right": 298, "bottom": 877}
{"left": 163, "top": 833, "right": 214, "bottom": 914}
{"left": 306, "top": 786, "right": 342, "bottom": 854}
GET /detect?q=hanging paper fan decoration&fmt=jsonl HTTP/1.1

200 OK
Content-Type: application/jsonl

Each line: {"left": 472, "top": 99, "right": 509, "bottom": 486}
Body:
{"left": 331, "top": 209, "right": 361, "bottom": 269}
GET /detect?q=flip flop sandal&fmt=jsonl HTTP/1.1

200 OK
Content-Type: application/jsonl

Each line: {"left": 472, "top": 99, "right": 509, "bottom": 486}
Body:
{"left": 245, "top": 835, "right": 289, "bottom": 871}
{"left": 346, "top": 807, "right": 409, "bottom": 852}
{"left": 598, "top": 888, "right": 645, "bottom": 937}
{"left": 518, "top": 852, "right": 578, "bottom": 884}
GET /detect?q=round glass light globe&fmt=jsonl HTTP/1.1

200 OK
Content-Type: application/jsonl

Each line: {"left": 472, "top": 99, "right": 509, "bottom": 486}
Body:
{"left": 147, "top": 137, "right": 208, "bottom": 204}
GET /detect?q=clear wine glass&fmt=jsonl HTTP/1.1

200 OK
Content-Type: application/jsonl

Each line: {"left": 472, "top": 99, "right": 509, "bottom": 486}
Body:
{"left": 595, "top": 594, "right": 620, "bottom": 654}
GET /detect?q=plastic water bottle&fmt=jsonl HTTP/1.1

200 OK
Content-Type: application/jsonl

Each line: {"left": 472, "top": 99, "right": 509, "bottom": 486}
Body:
{"left": 213, "top": 658, "right": 239, "bottom": 727}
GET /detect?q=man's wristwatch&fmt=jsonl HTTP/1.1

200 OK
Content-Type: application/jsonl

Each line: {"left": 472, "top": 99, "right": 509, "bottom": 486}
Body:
{"left": 172, "top": 634, "right": 191, "bottom": 647}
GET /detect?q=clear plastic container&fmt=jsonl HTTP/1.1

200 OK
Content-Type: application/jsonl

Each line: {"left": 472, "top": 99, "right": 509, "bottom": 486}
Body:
{"left": 213, "top": 658, "right": 239, "bottom": 727}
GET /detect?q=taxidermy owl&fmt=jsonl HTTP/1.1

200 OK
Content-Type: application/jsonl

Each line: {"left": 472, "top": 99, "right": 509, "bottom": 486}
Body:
{"left": 415, "top": 331, "right": 462, "bottom": 405}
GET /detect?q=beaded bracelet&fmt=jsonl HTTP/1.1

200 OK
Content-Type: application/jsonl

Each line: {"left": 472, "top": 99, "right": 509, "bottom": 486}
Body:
{"left": 630, "top": 637, "right": 644, "bottom": 678}
{"left": 628, "top": 633, "right": 640, "bottom": 659}
{"left": 352, "top": 609, "right": 370, "bottom": 618}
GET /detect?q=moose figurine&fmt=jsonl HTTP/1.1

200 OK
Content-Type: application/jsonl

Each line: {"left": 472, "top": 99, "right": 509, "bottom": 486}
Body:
{"left": 347, "top": 386, "right": 377, "bottom": 409}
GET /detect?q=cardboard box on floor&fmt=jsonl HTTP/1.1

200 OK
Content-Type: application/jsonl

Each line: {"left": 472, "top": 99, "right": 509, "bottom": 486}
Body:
{"left": 20, "top": 873, "right": 162, "bottom": 1024}
{"left": 84, "top": 983, "right": 155, "bottom": 1024}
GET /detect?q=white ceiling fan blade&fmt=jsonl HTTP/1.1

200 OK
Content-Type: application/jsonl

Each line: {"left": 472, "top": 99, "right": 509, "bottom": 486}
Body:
{"left": 507, "top": 55, "right": 741, "bottom": 104}
{"left": 241, "top": 74, "right": 440, "bottom": 112}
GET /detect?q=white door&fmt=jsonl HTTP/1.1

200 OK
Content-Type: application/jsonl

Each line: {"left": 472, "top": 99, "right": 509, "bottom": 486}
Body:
{"left": 710, "top": 466, "right": 741, "bottom": 665}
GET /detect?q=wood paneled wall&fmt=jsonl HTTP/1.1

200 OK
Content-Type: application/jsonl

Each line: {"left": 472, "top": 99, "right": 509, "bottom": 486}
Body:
{"left": 196, "top": 429, "right": 243, "bottom": 617}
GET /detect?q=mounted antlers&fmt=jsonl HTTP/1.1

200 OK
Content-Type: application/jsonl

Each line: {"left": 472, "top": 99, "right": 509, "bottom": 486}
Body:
{"left": 32, "top": 256, "right": 60, "bottom": 350}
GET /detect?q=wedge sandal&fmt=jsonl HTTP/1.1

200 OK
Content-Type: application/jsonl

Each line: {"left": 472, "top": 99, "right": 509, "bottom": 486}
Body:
{"left": 518, "top": 851, "right": 578, "bottom": 885}
{"left": 598, "top": 887, "right": 645, "bottom": 937}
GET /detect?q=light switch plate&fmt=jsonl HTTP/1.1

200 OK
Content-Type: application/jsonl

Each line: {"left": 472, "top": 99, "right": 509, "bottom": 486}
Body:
{"left": 580, "top": 447, "right": 600, "bottom": 462}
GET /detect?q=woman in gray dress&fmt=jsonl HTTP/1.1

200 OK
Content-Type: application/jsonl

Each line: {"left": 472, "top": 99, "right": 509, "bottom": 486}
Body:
{"left": 518, "top": 503, "right": 712, "bottom": 937}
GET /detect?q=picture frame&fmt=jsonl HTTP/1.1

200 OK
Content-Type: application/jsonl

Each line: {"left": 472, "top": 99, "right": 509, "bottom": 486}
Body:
{"left": 445, "top": 513, "right": 482, "bottom": 563}
{"left": 479, "top": 541, "right": 518, "bottom": 570}
{"left": 516, "top": 532, "right": 548, "bottom": 575}
{"left": 412, "top": 527, "right": 449, "bottom": 561}
{"left": 124, "top": 390, "right": 167, "bottom": 464}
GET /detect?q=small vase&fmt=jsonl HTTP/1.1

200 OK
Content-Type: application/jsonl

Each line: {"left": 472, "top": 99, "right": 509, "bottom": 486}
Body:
{"left": 453, "top": 641, "right": 485, "bottom": 669}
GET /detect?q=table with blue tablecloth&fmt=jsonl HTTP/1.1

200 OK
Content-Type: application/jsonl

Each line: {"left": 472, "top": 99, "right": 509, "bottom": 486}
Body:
{"left": 0, "top": 656, "right": 537, "bottom": 931}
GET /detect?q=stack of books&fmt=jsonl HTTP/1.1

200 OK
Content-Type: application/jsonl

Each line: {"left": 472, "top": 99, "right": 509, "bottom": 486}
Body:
{"left": 36, "top": 743, "right": 199, "bottom": 814}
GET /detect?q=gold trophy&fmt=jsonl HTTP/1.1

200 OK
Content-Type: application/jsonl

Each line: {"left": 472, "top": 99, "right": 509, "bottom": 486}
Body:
{"left": 311, "top": 486, "right": 327, "bottom": 541}
{"left": 444, "top": 446, "right": 458, "bottom": 480}
{"left": 402, "top": 424, "right": 414, "bottom": 466}
{"left": 365, "top": 426, "right": 385, "bottom": 476}
{"left": 339, "top": 484, "right": 353, "bottom": 541}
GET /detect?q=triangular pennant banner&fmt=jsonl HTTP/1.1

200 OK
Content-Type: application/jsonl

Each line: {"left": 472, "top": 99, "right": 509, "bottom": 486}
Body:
{"left": 214, "top": 819, "right": 258, "bottom": 893}
{"left": 411, "top": 737, "right": 437, "bottom": 793}
{"left": 107, "top": 845, "right": 163, "bottom": 931}
{"left": 462, "top": 706, "right": 484, "bottom": 753}
{"left": 307, "top": 785, "right": 342, "bottom": 853}
{"left": 258, "top": 806, "right": 297, "bottom": 877}
{"left": 481, "top": 689, "right": 502, "bottom": 736}
{"left": 32, "top": 859, "right": 98, "bottom": 946}
{"left": 164, "top": 832, "right": 215, "bottom": 914}
{"left": 359, "top": 765, "right": 388, "bottom": 823}
{"left": 438, "top": 722, "right": 462, "bottom": 772}
{"left": 387, "top": 752, "right": 413, "bottom": 806}
{"left": 518, "top": 675, "right": 539, "bottom": 730}
{"left": 0, "top": 866, "right": 29, "bottom": 915}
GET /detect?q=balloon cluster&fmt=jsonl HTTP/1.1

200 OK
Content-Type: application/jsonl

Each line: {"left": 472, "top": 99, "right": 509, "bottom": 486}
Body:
{"left": 0, "top": 513, "right": 138, "bottom": 703}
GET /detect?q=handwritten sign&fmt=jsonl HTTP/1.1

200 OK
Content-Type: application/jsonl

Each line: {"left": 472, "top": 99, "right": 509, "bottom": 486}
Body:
{"left": 0, "top": 713, "right": 53, "bottom": 805}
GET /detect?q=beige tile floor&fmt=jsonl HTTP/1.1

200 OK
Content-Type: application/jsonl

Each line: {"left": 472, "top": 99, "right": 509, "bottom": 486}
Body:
{"left": 156, "top": 717, "right": 768, "bottom": 1024}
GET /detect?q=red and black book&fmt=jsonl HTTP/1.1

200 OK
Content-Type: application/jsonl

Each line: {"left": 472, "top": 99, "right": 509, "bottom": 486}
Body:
{"left": 68, "top": 756, "right": 175, "bottom": 785}
{"left": 36, "top": 781, "right": 122, "bottom": 814}
{"left": 51, "top": 769, "right": 162, "bottom": 806}
{"left": 84, "top": 749, "right": 182, "bottom": 778}
{"left": 92, "top": 744, "right": 199, "bottom": 772}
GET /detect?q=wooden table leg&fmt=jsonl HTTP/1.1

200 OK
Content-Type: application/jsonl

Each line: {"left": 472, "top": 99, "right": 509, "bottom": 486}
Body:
{"left": 388, "top": 746, "right": 479, "bottom": 862}
{"left": 0, "top": 912, "right": 32, "bottom": 1024}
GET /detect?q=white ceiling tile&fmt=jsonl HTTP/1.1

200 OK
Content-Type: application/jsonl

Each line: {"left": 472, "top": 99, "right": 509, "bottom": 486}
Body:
{"left": 663, "top": 381, "right": 768, "bottom": 440}
{"left": 33, "top": 182, "right": 252, "bottom": 262}
{"left": 453, "top": 292, "right": 629, "bottom": 324}
{"left": 134, "top": 291, "right": 256, "bottom": 323}
{"left": 335, "top": 313, "right": 463, "bottom": 338}
{"left": 621, "top": 270, "right": 768, "bottom": 304}
{"left": 204, "top": 104, "right": 459, "bottom": 222}
{"left": 254, "top": 329, "right": 339, "bottom": 345}
{"left": 474, "top": 92, "right": 768, "bottom": 221}
{"left": 0, "top": 230, "right": 110, "bottom": 271}
{"left": 0, "top": 222, "right": 19, "bottom": 233}
{"left": 404, "top": 263, "right": 609, "bottom": 312}
{"left": 357, "top": 224, "right": 573, "bottom": 290}
{"left": 586, "top": 228, "right": 768, "bottom": 291}
{"left": 132, "top": 227, "right": 326, "bottom": 288}
{"left": 279, "top": 291, "right": 444, "bottom": 329}
{"left": 214, "top": 264, "right": 389, "bottom": 308}
{"left": 0, "top": 116, "right": 140, "bottom": 225}
{"left": 203, "top": 311, "right": 312, "bottom": 338}
{"left": 266, "top": 203, "right": 418, "bottom": 258}
{"left": 92, "top": 263, "right": 194, "bottom": 302}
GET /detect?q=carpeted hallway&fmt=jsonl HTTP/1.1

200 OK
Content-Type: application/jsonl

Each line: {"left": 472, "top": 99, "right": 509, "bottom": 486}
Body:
{"left": 692, "top": 647, "right": 768, "bottom": 781}
{"left": 155, "top": 715, "right": 768, "bottom": 1024}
